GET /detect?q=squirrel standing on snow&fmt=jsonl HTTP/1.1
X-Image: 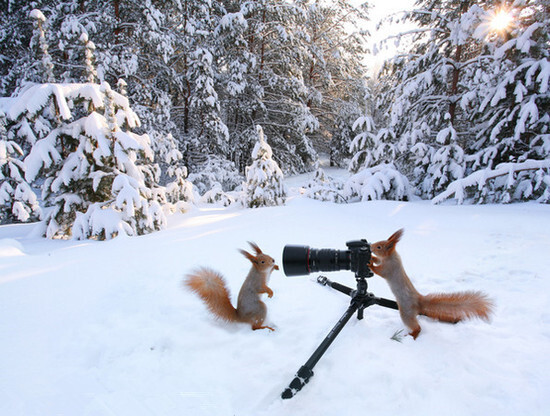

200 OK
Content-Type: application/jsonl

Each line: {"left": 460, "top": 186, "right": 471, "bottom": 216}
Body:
{"left": 369, "top": 229, "right": 494, "bottom": 339}
{"left": 185, "top": 242, "right": 278, "bottom": 331}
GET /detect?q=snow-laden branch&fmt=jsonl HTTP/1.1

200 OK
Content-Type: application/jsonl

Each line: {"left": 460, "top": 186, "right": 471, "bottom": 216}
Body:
{"left": 433, "top": 159, "right": 550, "bottom": 204}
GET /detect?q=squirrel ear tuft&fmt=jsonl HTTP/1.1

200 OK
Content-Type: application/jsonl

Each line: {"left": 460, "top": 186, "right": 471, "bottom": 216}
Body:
{"left": 240, "top": 249, "right": 258, "bottom": 264}
{"left": 388, "top": 229, "right": 404, "bottom": 243}
{"left": 386, "top": 228, "right": 404, "bottom": 252}
{"left": 248, "top": 242, "right": 263, "bottom": 254}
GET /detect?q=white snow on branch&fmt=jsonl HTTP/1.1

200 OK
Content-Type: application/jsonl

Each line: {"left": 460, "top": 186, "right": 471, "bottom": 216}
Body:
{"left": 344, "top": 163, "right": 412, "bottom": 202}
{"left": 433, "top": 159, "right": 550, "bottom": 204}
{"left": 5, "top": 83, "right": 138, "bottom": 126}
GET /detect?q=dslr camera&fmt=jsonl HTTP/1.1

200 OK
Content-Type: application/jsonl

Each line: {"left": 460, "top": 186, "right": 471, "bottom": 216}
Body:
{"left": 282, "top": 239, "right": 373, "bottom": 278}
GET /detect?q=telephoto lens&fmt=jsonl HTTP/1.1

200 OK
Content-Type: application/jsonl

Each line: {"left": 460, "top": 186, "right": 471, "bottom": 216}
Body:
{"left": 282, "top": 245, "right": 351, "bottom": 276}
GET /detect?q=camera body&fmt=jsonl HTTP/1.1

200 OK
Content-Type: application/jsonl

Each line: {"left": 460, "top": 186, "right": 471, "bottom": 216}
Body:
{"left": 282, "top": 239, "right": 373, "bottom": 278}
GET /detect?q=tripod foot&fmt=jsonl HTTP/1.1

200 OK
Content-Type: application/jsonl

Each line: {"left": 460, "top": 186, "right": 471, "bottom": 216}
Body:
{"left": 281, "top": 366, "right": 314, "bottom": 399}
{"left": 316, "top": 275, "right": 328, "bottom": 286}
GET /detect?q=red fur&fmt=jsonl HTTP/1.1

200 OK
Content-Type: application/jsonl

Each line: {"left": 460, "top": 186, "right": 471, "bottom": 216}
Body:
{"left": 185, "top": 267, "right": 239, "bottom": 322}
{"left": 370, "top": 229, "right": 494, "bottom": 339}
{"left": 421, "top": 291, "right": 493, "bottom": 323}
{"left": 184, "top": 243, "right": 278, "bottom": 331}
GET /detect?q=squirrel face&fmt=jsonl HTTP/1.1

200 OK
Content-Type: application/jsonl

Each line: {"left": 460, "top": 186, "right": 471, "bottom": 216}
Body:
{"left": 370, "top": 229, "right": 404, "bottom": 259}
{"left": 255, "top": 253, "right": 280, "bottom": 272}
{"left": 240, "top": 242, "right": 279, "bottom": 272}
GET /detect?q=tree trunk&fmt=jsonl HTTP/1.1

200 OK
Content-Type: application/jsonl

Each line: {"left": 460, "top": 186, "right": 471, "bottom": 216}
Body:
{"left": 448, "top": 0, "right": 470, "bottom": 124}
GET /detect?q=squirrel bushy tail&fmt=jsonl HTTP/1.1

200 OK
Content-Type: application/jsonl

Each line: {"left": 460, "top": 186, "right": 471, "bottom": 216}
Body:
{"left": 185, "top": 267, "right": 240, "bottom": 323}
{"left": 420, "top": 291, "right": 494, "bottom": 324}
{"left": 370, "top": 228, "right": 494, "bottom": 339}
{"left": 185, "top": 242, "right": 278, "bottom": 331}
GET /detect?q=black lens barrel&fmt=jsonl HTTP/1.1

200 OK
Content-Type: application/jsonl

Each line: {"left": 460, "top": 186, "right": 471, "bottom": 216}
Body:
{"left": 282, "top": 245, "right": 351, "bottom": 276}
{"left": 282, "top": 245, "right": 311, "bottom": 276}
{"left": 309, "top": 248, "right": 350, "bottom": 273}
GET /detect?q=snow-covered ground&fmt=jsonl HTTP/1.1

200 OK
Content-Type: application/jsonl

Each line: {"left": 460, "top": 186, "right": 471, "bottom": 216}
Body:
{"left": 1, "top": 172, "right": 550, "bottom": 416}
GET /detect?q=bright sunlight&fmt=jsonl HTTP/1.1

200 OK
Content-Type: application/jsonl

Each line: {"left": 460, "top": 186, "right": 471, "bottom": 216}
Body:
{"left": 490, "top": 8, "right": 514, "bottom": 33}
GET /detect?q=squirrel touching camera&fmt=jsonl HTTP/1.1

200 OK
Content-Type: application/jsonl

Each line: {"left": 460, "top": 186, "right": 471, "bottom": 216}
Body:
{"left": 369, "top": 229, "right": 494, "bottom": 339}
{"left": 185, "top": 232, "right": 494, "bottom": 339}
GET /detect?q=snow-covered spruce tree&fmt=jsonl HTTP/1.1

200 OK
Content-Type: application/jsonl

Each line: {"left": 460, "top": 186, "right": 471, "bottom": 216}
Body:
{"left": 31, "top": 0, "right": 191, "bottom": 181}
{"left": 349, "top": 110, "right": 377, "bottom": 174}
{"left": 377, "top": 1, "right": 491, "bottom": 198}
{"left": 217, "top": 0, "right": 319, "bottom": 174}
{"left": 343, "top": 164, "right": 413, "bottom": 202}
{"left": 438, "top": 0, "right": 550, "bottom": 204}
{"left": 153, "top": 131, "right": 196, "bottom": 211}
{"left": 298, "top": 0, "right": 370, "bottom": 166}
{"left": 30, "top": 9, "right": 55, "bottom": 83}
{"left": 350, "top": 79, "right": 399, "bottom": 171}
{"left": 303, "top": 165, "right": 346, "bottom": 203}
{"left": 188, "top": 45, "right": 229, "bottom": 155}
{"left": 0, "top": 112, "right": 41, "bottom": 224}
{"left": 184, "top": 1, "right": 229, "bottom": 158}
{"left": 21, "top": 82, "right": 166, "bottom": 239}
{"left": 347, "top": 89, "right": 410, "bottom": 201}
{"left": 242, "top": 125, "right": 286, "bottom": 208}
{"left": 330, "top": 100, "right": 364, "bottom": 168}
{"left": 187, "top": 154, "right": 243, "bottom": 195}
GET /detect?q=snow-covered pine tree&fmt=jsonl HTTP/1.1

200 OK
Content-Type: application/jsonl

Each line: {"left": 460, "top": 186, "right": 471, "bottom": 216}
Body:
{"left": 350, "top": 79, "right": 399, "bottom": 172}
{"left": 30, "top": 9, "right": 54, "bottom": 83}
{"left": 242, "top": 125, "right": 286, "bottom": 208}
{"left": 218, "top": 0, "right": 319, "bottom": 174}
{"left": 18, "top": 81, "right": 166, "bottom": 239}
{"left": 188, "top": 45, "right": 229, "bottom": 155}
{"left": 347, "top": 88, "right": 411, "bottom": 201}
{"left": 0, "top": 8, "right": 52, "bottom": 224}
{"left": 0, "top": 111, "right": 41, "bottom": 224}
{"left": 343, "top": 163, "right": 412, "bottom": 202}
{"left": 1, "top": 2, "right": 38, "bottom": 94}
{"left": 213, "top": 8, "right": 257, "bottom": 171}
{"left": 187, "top": 154, "right": 242, "bottom": 195}
{"left": 185, "top": 1, "right": 229, "bottom": 157}
{"left": 52, "top": 1, "right": 197, "bottom": 205}
{"left": 298, "top": 0, "right": 370, "bottom": 166}
{"left": 377, "top": 1, "right": 489, "bottom": 198}
{"left": 420, "top": 122, "right": 465, "bottom": 197}
{"left": 80, "top": 32, "right": 97, "bottom": 83}
{"left": 303, "top": 165, "right": 346, "bottom": 203}
{"left": 349, "top": 110, "right": 377, "bottom": 174}
{"left": 453, "top": 0, "right": 550, "bottom": 203}
{"left": 37, "top": 0, "right": 188, "bottom": 181}
{"left": 153, "top": 131, "right": 196, "bottom": 211}
{"left": 330, "top": 100, "right": 363, "bottom": 168}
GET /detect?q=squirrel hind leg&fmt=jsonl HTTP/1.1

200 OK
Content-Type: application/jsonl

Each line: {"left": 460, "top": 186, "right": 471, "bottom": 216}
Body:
{"left": 409, "top": 326, "right": 421, "bottom": 339}
{"left": 252, "top": 323, "right": 275, "bottom": 331}
{"left": 400, "top": 311, "right": 421, "bottom": 340}
{"left": 251, "top": 313, "right": 274, "bottom": 331}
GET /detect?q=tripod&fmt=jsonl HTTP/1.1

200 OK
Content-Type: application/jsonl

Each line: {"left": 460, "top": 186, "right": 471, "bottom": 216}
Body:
{"left": 281, "top": 271, "right": 399, "bottom": 399}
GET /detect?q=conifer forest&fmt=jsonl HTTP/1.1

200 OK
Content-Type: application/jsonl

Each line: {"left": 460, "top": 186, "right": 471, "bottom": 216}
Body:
{"left": 0, "top": 0, "right": 549, "bottom": 239}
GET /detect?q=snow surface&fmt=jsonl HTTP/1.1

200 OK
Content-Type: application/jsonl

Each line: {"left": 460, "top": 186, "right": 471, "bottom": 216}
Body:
{"left": 1, "top": 170, "right": 550, "bottom": 416}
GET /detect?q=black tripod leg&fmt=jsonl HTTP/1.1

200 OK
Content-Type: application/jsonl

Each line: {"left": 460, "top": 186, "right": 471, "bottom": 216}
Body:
{"left": 281, "top": 301, "right": 359, "bottom": 399}
{"left": 373, "top": 297, "right": 399, "bottom": 310}
{"left": 317, "top": 276, "right": 353, "bottom": 296}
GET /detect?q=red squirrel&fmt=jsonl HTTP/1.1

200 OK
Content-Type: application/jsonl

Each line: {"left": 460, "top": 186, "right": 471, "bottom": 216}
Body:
{"left": 369, "top": 229, "right": 494, "bottom": 339}
{"left": 185, "top": 242, "right": 279, "bottom": 331}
